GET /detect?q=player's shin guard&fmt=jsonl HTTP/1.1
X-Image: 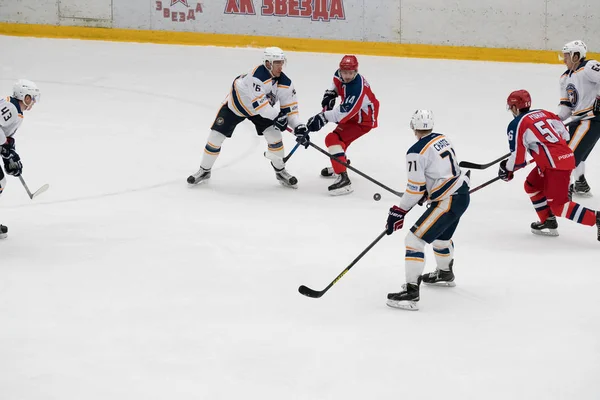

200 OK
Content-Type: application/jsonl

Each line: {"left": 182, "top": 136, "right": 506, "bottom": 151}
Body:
{"left": 525, "top": 182, "right": 552, "bottom": 223}
{"left": 200, "top": 130, "right": 227, "bottom": 170}
{"left": 432, "top": 239, "right": 454, "bottom": 270}
{"left": 554, "top": 201, "right": 597, "bottom": 226}
{"left": 325, "top": 133, "right": 348, "bottom": 174}
{"left": 575, "top": 161, "right": 585, "bottom": 180}
{"left": 421, "top": 240, "right": 456, "bottom": 286}
{"left": 264, "top": 127, "right": 286, "bottom": 170}
{"left": 404, "top": 232, "right": 426, "bottom": 284}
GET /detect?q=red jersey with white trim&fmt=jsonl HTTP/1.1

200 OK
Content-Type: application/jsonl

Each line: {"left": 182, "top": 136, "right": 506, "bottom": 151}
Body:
{"left": 323, "top": 71, "right": 379, "bottom": 128}
{"left": 505, "top": 109, "right": 575, "bottom": 172}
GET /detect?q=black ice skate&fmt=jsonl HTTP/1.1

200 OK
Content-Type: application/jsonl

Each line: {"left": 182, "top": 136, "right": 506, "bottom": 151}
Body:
{"left": 320, "top": 167, "right": 336, "bottom": 178}
{"left": 421, "top": 260, "right": 456, "bottom": 287}
{"left": 187, "top": 167, "right": 211, "bottom": 184}
{"left": 328, "top": 172, "right": 353, "bottom": 196}
{"left": 531, "top": 216, "right": 559, "bottom": 237}
{"left": 273, "top": 164, "right": 298, "bottom": 188}
{"left": 573, "top": 175, "right": 592, "bottom": 197}
{"left": 386, "top": 282, "right": 420, "bottom": 311}
{"left": 0, "top": 224, "right": 7, "bottom": 240}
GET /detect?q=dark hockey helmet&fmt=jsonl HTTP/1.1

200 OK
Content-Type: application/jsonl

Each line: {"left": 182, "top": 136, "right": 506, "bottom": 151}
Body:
{"left": 339, "top": 55, "right": 359, "bottom": 71}
{"left": 507, "top": 90, "right": 531, "bottom": 110}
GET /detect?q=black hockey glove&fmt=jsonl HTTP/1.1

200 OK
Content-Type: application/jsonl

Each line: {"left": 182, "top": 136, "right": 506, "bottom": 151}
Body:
{"left": 274, "top": 111, "right": 288, "bottom": 132}
{"left": 321, "top": 90, "right": 337, "bottom": 111}
{"left": 294, "top": 124, "right": 310, "bottom": 148}
{"left": 307, "top": 112, "right": 327, "bottom": 132}
{"left": 386, "top": 206, "right": 408, "bottom": 235}
{"left": 1, "top": 138, "right": 22, "bottom": 177}
{"left": 497, "top": 159, "right": 514, "bottom": 182}
{"left": 594, "top": 96, "right": 600, "bottom": 114}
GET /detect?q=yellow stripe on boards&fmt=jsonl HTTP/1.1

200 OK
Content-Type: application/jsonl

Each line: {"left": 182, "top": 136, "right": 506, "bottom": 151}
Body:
{"left": 1, "top": 23, "right": 599, "bottom": 64}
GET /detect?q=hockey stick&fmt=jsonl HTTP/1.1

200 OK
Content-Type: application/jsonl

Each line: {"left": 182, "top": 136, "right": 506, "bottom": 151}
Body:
{"left": 459, "top": 153, "right": 510, "bottom": 170}
{"left": 307, "top": 142, "right": 404, "bottom": 198}
{"left": 298, "top": 230, "right": 387, "bottom": 298}
{"left": 18, "top": 175, "right": 50, "bottom": 199}
{"left": 468, "top": 159, "right": 533, "bottom": 195}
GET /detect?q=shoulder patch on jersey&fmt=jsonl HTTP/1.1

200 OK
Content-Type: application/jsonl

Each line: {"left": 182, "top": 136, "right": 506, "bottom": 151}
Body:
{"left": 508, "top": 113, "right": 526, "bottom": 132}
{"left": 9, "top": 97, "right": 22, "bottom": 115}
{"left": 407, "top": 133, "right": 443, "bottom": 155}
{"left": 276, "top": 72, "right": 292, "bottom": 87}
{"left": 253, "top": 65, "right": 273, "bottom": 83}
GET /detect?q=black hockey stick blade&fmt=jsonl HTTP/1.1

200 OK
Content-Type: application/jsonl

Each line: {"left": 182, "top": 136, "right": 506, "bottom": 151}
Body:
{"left": 298, "top": 284, "right": 327, "bottom": 298}
{"left": 459, "top": 153, "right": 510, "bottom": 170}
{"left": 298, "top": 231, "right": 387, "bottom": 299}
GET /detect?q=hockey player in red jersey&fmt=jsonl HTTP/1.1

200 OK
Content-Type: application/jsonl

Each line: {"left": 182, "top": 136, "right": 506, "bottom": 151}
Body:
{"left": 498, "top": 89, "right": 600, "bottom": 240}
{"left": 294, "top": 55, "right": 379, "bottom": 195}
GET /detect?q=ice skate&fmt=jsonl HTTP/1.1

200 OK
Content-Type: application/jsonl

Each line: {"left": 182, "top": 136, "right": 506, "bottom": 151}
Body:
{"left": 386, "top": 283, "right": 420, "bottom": 311}
{"left": 531, "top": 216, "right": 559, "bottom": 237}
{"left": 328, "top": 172, "right": 353, "bottom": 196}
{"left": 273, "top": 165, "right": 298, "bottom": 188}
{"left": 0, "top": 224, "right": 7, "bottom": 240}
{"left": 573, "top": 175, "right": 592, "bottom": 197}
{"left": 187, "top": 167, "right": 211, "bottom": 185}
{"left": 320, "top": 167, "right": 336, "bottom": 178}
{"left": 421, "top": 260, "right": 456, "bottom": 287}
{"left": 321, "top": 159, "right": 350, "bottom": 178}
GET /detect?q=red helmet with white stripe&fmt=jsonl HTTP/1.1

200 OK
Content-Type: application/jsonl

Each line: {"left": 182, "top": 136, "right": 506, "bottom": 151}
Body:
{"left": 339, "top": 55, "right": 358, "bottom": 71}
{"left": 507, "top": 90, "right": 531, "bottom": 111}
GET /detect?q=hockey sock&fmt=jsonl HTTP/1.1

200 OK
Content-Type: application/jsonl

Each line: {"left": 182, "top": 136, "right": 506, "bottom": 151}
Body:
{"left": 528, "top": 191, "right": 552, "bottom": 222}
{"left": 556, "top": 202, "right": 597, "bottom": 226}
{"left": 405, "top": 232, "right": 426, "bottom": 283}
{"left": 325, "top": 133, "right": 348, "bottom": 174}
{"left": 574, "top": 161, "right": 585, "bottom": 180}
{"left": 264, "top": 127, "right": 286, "bottom": 170}
{"left": 200, "top": 130, "right": 227, "bottom": 170}
{"left": 432, "top": 239, "right": 454, "bottom": 270}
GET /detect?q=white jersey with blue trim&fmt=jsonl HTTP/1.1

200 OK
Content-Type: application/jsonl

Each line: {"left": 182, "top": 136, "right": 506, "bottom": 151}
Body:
{"left": 558, "top": 59, "right": 600, "bottom": 121}
{"left": 226, "top": 64, "right": 301, "bottom": 129}
{"left": 0, "top": 97, "right": 23, "bottom": 145}
{"left": 399, "top": 133, "right": 469, "bottom": 210}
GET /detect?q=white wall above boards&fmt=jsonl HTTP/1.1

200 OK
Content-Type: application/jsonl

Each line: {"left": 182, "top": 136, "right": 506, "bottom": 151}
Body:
{"left": 58, "top": 0, "right": 113, "bottom": 28}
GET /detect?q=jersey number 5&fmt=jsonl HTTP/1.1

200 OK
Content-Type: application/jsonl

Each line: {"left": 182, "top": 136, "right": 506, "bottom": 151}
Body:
{"left": 533, "top": 121, "right": 560, "bottom": 143}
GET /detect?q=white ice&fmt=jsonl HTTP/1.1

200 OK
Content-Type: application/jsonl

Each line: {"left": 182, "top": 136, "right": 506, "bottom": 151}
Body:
{"left": 1, "top": 36, "right": 599, "bottom": 400}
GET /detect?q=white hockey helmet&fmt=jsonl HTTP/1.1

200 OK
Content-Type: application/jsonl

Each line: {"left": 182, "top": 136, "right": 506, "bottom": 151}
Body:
{"left": 562, "top": 40, "right": 587, "bottom": 59}
{"left": 13, "top": 79, "right": 41, "bottom": 104}
{"left": 410, "top": 109, "right": 434, "bottom": 130}
{"left": 263, "top": 47, "right": 286, "bottom": 67}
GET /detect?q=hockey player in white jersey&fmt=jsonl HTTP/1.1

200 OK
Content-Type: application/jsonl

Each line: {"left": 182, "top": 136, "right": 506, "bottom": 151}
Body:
{"left": 385, "top": 110, "right": 470, "bottom": 311}
{"left": 558, "top": 40, "right": 600, "bottom": 196}
{"left": 187, "top": 47, "right": 303, "bottom": 188}
{"left": 0, "top": 79, "right": 41, "bottom": 239}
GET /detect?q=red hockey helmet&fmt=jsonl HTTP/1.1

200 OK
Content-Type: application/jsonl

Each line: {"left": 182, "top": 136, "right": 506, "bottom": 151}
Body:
{"left": 507, "top": 90, "right": 532, "bottom": 110}
{"left": 339, "top": 55, "right": 359, "bottom": 71}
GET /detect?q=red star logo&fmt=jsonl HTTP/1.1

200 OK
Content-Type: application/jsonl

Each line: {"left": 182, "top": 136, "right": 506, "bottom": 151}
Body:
{"left": 170, "top": 0, "right": 189, "bottom": 6}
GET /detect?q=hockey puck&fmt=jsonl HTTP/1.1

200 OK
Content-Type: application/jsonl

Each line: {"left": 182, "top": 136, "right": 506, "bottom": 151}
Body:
{"left": 373, "top": 193, "right": 381, "bottom": 201}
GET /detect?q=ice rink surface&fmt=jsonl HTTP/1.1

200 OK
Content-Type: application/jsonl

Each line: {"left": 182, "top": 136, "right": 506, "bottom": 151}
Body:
{"left": 1, "top": 35, "right": 599, "bottom": 399}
